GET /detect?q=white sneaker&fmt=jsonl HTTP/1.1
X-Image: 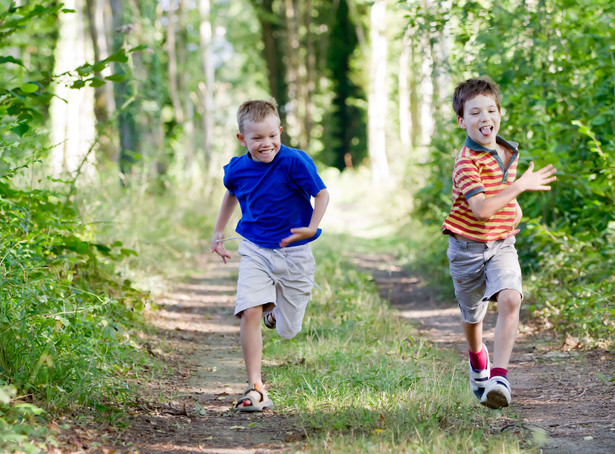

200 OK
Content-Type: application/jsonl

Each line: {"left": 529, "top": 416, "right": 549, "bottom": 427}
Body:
{"left": 481, "top": 376, "right": 511, "bottom": 409}
{"left": 469, "top": 343, "right": 489, "bottom": 401}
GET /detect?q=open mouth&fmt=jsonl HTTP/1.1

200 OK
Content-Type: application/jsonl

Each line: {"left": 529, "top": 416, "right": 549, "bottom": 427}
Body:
{"left": 480, "top": 126, "right": 493, "bottom": 135}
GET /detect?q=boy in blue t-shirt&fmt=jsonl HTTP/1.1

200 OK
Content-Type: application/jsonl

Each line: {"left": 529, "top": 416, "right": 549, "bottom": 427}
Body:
{"left": 211, "top": 100, "right": 329, "bottom": 412}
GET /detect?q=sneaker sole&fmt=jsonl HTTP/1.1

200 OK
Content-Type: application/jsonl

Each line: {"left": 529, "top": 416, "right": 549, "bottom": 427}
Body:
{"left": 480, "top": 389, "right": 510, "bottom": 409}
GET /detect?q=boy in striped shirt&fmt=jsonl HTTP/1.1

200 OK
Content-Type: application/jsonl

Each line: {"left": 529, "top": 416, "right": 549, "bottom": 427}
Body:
{"left": 442, "top": 77, "right": 557, "bottom": 409}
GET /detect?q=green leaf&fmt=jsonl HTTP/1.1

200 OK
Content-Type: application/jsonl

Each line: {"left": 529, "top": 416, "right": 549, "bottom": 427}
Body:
{"left": 20, "top": 83, "right": 38, "bottom": 93}
{"left": 91, "top": 62, "right": 107, "bottom": 72}
{"left": 70, "top": 80, "right": 86, "bottom": 89}
{"left": 11, "top": 123, "right": 30, "bottom": 136}
{"left": 0, "top": 56, "right": 24, "bottom": 66}
{"left": 76, "top": 64, "right": 93, "bottom": 76}
{"left": 129, "top": 45, "right": 148, "bottom": 53}
{"left": 88, "top": 77, "right": 106, "bottom": 88}
{"left": 105, "top": 73, "right": 128, "bottom": 83}
{"left": 104, "top": 50, "right": 129, "bottom": 63}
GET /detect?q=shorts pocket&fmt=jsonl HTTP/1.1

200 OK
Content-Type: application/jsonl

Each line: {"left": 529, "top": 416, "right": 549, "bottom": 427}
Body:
{"left": 450, "top": 265, "right": 484, "bottom": 284}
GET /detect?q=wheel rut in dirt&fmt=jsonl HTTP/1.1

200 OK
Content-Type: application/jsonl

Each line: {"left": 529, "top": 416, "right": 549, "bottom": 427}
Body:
{"left": 352, "top": 253, "right": 615, "bottom": 454}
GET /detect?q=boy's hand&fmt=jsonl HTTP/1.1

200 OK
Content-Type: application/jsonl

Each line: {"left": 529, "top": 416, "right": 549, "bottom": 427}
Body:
{"left": 211, "top": 232, "right": 232, "bottom": 263}
{"left": 517, "top": 162, "right": 557, "bottom": 191}
{"left": 280, "top": 227, "right": 317, "bottom": 248}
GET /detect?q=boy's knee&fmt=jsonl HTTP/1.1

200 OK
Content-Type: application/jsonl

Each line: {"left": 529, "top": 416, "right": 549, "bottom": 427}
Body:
{"left": 241, "top": 306, "right": 262, "bottom": 323}
{"left": 497, "top": 289, "right": 522, "bottom": 311}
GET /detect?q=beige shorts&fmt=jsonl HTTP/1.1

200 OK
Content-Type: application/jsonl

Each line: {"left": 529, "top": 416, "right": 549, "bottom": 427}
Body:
{"left": 447, "top": 235, "right": 523, "bottom": 324}
{"left": 235, "top": 240, "right": 316, "bottom": 339}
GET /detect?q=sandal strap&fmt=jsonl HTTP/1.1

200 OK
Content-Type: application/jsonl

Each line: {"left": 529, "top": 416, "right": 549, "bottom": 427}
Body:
{"left": 235, "top": 386, "right": 264, "bottom": 408}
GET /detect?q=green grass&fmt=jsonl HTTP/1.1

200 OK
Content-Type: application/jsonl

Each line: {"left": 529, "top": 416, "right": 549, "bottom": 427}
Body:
{"left": 263, "top": 235, "right": 529, "bottom": 453}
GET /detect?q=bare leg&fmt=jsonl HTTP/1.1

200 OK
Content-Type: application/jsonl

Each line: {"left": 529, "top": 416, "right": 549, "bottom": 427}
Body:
{"left": 463, "top": 320, "right": 484, "bottom": 353}
{"left": 239, "top": 306, "right": 264, "bottom": 406}
{"left": 493, "top": 289, "right": 522, "bottom": 369}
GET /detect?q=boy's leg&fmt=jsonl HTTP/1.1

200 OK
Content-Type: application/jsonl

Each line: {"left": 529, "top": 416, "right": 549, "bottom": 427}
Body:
{"left": 463, "top": 320, "right": 484, "bottom": 353}
{"left": 493, "top": 289, "right": 522, "bottom": 369}
{"left": 483, "top": 236, "right": 523, "bottom": 371}
{"left": 240, "top": 306, "right": 264, "bottom": 389}
{"left": 480, "top": 237, "right": 522, "bottom": 408}
{"left": 236, "top": 305, "right": 274, "bottom": 411}
{"left": 447, "top": 236, "right": 490, "bottom": 400}
{"left": 234, "top": 241, "right": 277, "bottom": 409}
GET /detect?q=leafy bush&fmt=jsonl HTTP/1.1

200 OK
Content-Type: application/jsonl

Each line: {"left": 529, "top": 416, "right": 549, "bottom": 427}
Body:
{"left": 409, "top": 0, "right": 615, "bottom": 343}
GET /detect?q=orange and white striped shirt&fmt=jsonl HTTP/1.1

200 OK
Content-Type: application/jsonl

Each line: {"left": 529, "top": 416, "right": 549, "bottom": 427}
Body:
{"left": 442, "top": 136, "right": 519, "bottom": 242}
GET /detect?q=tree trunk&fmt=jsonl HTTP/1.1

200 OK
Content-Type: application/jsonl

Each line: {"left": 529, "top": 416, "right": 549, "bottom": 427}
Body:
{"left": 249, "top": 0, "right": 289, "bottom": 140}
{"left": 109, "top": 0, "right": 137, "bottom": 177}
{"left": 178, "top": 0, "right": 195, "bottom": 166}
{"left": 417, "top": 0, "right": 434, "bottom": 150}
{"left": 283, "top": 0, "right": 304, "bottom": 148}
{"left": 399, "top": 26, "right": 411, "bottom": 148}
{"left": 166, "top": 5, "right": 183, "bottom": 124}
{"left": 409, "top": 35, "right": 421, "bottom": 150}
{"left": 199, "top": 0, "right": 215, "bottom": 168}
{"left": 49, "top": 0, "right": 97, "bottom": 179}
{"left": 367, "top": 0, "right": 389, "bottom": 185}
{"left": 302, "top": 0, "right": 315, "bottom": 150}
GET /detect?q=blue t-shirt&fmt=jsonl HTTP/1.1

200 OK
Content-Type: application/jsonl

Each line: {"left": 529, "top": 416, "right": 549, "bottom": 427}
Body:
{"left": 223, "top": 144, "right": 326, "bottom": 249}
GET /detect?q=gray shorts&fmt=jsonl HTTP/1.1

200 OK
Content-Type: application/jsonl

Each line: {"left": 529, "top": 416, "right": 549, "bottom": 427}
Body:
{"left": 447, "top": 235, "right": 523, "bottom": 324}
{"left": 235, "top": 240, "right": 316, "bottom": 339}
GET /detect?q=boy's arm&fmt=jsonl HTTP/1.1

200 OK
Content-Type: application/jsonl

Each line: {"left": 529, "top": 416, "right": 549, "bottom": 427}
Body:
{"left": 280, "top": 188, "right": 330, "bottom": 247}
{"left": 467, "top": 162, "right": 556, "bottom": 221}
{"left": 513, "top": 201, "right": 523, "bottom": 229}
{"left": 210, "top": 190, "right": 238, "bottom": 263}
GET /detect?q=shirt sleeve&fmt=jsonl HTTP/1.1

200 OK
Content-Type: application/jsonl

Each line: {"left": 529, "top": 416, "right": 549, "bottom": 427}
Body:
{"left": 222, "top": 162, "right": 236, "bottom": 195}
{"left": 289, "top": 152, "right": 326, "bottom": 197}
{"left": 453, "top": 152, "right": 484, "bottom": 199}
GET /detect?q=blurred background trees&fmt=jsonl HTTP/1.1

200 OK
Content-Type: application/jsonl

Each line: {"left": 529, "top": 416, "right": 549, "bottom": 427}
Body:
{"left": 1, "top": 0, "right": 613, "bottom": 349}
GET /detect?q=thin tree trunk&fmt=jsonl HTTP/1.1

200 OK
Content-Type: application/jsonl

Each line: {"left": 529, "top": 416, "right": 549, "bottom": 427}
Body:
{"left": 109, "top": 0, "right": 137, "bottom": 177}
{"left": 284, "top": 0, "right": 304, "bottom": 148}
{"left": 409, "top": 35, "right": 421, "bottom": 150}
{"left": 249, "top": 0, "right": 289, "bottom": 140}
{"left": 367, "top": 0, "right": 389, "bottom": 185}
{"left": 178, "top": 0, "right": 195, "bottom": 165}
{"left": 302, "top": 0, "right": 314, "bottom": 148}
{"left": 399, "top": 26, "right": 411, "bottom": 148}
{"left": 50, "top": 0, "right": 97, "bottom": 179}
{"left": 199, "top": 0, "right": 215, "bottom": 167}
{"left": 166, "top": 6, "right": 183, "bottom": 124}
{"left": 418, "top": 0, "right": 434, "bottom": 150}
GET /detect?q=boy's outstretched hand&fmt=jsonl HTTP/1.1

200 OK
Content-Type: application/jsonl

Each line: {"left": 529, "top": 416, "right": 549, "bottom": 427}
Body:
{"left": 517, "top": 162, "right": 557, "bottom": 191}
{"left": 280, "top": 227, "right": 317, "bottom": 248}
{"left": 211, "top": 232, "right": 232, "bottom": 264}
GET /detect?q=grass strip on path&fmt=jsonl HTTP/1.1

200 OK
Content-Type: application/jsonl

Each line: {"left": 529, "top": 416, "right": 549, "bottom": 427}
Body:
{"left": 263, "top": 234, "right": 527, "bottom": 454}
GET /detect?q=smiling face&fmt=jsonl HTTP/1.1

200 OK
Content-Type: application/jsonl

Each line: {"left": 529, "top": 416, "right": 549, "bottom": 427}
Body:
{"left": 457, "top": 94, "right": 501, "bottom": 150}
{"left": 237, "top": 114, "right": 282, "bottom": 163}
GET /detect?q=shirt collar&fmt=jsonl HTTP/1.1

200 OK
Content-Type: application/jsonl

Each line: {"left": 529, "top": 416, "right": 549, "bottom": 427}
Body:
{"left": 465, "top": 136, "right": 519, "bottom": 153}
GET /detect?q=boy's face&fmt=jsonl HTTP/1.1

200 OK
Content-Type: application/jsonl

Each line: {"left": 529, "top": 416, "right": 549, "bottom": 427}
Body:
{"left": 457, "top": 94, "right": 501, "bottom": 149}
{"left": 237, "top": 115, "right": 282, "bottom": 163}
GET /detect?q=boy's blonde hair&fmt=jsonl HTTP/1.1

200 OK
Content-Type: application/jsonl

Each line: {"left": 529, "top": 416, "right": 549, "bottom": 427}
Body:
{"left": 453, "top": 76, "right": 501, "bottom": 117}
{"left": 237, "top": 99, "right": 280, "bottom": 134}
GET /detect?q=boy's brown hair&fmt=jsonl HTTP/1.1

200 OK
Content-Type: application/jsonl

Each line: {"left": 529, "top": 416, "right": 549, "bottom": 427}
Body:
{"left": 452, "top": 76, "right": 501, "bottom": 117}
{"left": 237, "top": 99, "right": 280, "bottom": 134}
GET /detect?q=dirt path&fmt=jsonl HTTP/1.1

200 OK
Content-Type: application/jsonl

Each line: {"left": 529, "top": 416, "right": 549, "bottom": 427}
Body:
{"left": 51, "top": 248, "right": 614, "bottom": 453}
{"left": 53, "top": 252, "right": 299, "bottom": 453}
{"left": 353, "top": 254, "right": 615, "bottom": 453}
